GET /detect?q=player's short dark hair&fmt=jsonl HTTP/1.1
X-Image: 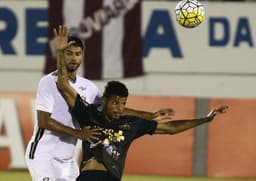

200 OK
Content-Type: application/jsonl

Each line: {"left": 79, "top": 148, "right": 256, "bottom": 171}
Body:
{"left": 68, "top": 36, "right": 84, "bottom": 50}
{"left": 103, "top": 81, "right": 129, "bottom": 98}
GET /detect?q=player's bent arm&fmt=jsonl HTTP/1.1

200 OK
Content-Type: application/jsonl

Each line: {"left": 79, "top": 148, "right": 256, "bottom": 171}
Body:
{"left": 37, "top": 110, "right": 95, "bottom": 140}
{"left": 56, "top": 49, "right": 77, "bottom": 108}
{"left": 38, "top": 110, "right": 81, "bottom": 137}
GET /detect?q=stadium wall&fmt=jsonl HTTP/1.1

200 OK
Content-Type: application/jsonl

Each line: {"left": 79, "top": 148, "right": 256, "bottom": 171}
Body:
{"left": 0, "top": 0, "right": 256, "bottom": 179}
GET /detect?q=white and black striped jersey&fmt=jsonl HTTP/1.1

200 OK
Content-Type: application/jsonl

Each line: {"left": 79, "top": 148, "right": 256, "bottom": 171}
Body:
{"left": 26, "top": 71, "right": 102, "bottom": 160}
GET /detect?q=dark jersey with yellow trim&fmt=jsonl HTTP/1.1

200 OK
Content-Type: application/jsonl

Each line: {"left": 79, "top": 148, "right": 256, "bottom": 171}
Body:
{"left": 72, "top": 94, "right": 157, "bottom": 179}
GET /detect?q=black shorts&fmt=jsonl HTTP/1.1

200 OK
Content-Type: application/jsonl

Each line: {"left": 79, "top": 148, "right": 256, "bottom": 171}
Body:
{"left": 76, "top": 170, "right": 120, "bottom": 181}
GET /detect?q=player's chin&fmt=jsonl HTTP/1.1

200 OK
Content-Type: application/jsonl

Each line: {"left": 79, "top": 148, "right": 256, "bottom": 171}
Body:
{"left": 67, "top": 66, "right": 79, "bottom": 72}
{"left": 112, "top": 113, "right": 121, "bottom": 120}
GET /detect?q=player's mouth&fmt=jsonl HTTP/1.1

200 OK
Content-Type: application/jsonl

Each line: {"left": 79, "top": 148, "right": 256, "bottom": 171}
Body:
{"left": 67, "top": 63, "right": 79, "bottom": 70}
{"left": 68, "top": 62, "right": 78, "bottom": 67}
{"left": 112, "top": 111, "right": 121, "bottom": 118}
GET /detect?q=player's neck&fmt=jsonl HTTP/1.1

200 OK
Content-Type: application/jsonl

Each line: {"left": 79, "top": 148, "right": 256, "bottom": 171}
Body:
{"left": 104, "top": 112, "right": 114, "bottom": 122}
{"left": 68, "top": 71, "right": 77, "bottom": 82}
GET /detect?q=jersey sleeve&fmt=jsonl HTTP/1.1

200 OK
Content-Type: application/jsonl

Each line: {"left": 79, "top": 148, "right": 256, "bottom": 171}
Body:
{"left": 71, "top": 94, "right": 92, "bottom": 126}
{"left": 134, "top": 118, "right": 157, "bottom": 138}
{"left": 35, "top": 77, "right": 54, "bottom": 113}
{"left": 93, "top": 86, "right": 102, "bottom": 104}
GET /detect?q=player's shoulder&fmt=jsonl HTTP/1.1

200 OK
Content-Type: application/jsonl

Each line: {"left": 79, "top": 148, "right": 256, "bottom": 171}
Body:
{"left": 119, "top": 115, "right": 138, "bottom": 123}
{"left": 121, "top": 115, "right": 148, "bottom": 125}
{"left": 115, "top": 116, "right": 137, "bottom": 129}
{"left": 40, "top": 71, "right": 57, "bottom": 80}
{"left": 76, "top": 75, "right": 99, "bottom": 89}
{"left": 38, "top": 71, "right": 57, "bottom": 85}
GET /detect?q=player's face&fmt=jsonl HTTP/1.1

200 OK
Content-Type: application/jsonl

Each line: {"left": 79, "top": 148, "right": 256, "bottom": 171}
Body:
{"left": 103, "top": 95, "right": 127, "bottom": 121}
{"left": 63, "top": 45, "right": 83, "bottom": 72}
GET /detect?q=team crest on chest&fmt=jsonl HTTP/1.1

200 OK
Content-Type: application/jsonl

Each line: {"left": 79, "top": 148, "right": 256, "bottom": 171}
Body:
{"left": 118, "top": 122, "right": 131, "bottom": 130}
{"left": 79, "top": 86, "right": 86, "bottom": 91}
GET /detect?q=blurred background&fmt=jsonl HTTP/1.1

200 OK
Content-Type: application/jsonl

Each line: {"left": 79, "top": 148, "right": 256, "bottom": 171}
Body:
{"left": 0, "top": 0, "right": 256, "bottom": 180}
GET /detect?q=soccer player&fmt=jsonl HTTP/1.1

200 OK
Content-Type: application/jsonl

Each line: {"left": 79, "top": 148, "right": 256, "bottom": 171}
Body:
{"left": 25, "top": 25, "right": 173, "bottom": 181}
{"left": 56, "top": 26, "right": 228, "bottom": 181}
{"left": 25, "top": 34, "right": 102, "bottom": 181}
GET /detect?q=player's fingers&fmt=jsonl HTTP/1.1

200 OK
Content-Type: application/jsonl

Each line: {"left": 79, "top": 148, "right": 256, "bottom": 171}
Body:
{"left": 63, "top": 25, "right": 68, "bottom": 36}
{"left": 67, "top": 41, "right": 75, "bottom": 47}
{"left": 158, "top": 109, "right": 175, "bottom": 116}
{"left": 89, "top": 135, "right": 100, "bottom": 141}
{"left": 164, "top": 109, "right": 175, "bottom": 113}
{"left": 90, "top": 128, "right": 101, "bottom": 132}
{"left": 159, "top": 109, "right": 171, "bottom": 113}
{"left": 86, "top": 138, "right": 93, "bottom": 144}
{"left": 222, "top": 105, "right": 229, "bottom": 111}
{"left": 58, "top": 25, "right": 61, "bottom": 35}
{"left": 218, "top": 105, "right": 228, "bottom": 113}
{"left": 164, "top": 111, "right": 175, "bottom": 116}
{"left": 53, "top": 28, "right": 58, "bottom": 37}
{"left": 84, "top": 126, "right": 95, "bottom": 131}
{"left": 91, "top": 131, "right": 102, "bottom": 136}
{"left": 59, "top": 25, "right": 64, "bottom": 36}
{"left": 162, "top": 115, "right": 173, "bottom": 120}
{"left": 157, "top": 113, "right": 174, "bottom": 119}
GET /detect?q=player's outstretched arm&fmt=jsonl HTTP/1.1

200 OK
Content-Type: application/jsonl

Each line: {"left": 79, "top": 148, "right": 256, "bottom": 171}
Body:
{"left": 54, "top": 25, "right": 78, "bottom": 108}
{"left": 123, "top": 108, "right": 174, "bottom": 121}
{"left": 154, "top": 105, "right": 228, "bottom": 134}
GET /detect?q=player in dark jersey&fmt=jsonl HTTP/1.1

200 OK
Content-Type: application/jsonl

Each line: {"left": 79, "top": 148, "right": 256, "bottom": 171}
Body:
{"left": 55, "top": 26, "right": 228, "bottom": 181}
{"left": 63, "top": 80, "right": 227, "bottom": 181}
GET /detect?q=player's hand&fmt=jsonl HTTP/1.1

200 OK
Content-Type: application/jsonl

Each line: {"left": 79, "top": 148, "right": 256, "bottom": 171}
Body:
{"left": 207, "top": 105, "right": 228, "bottom": 121}
{"left": 153, "top": 108, "right": 175, "bottom": 122}
{"left": 79, "top": 126, "right": 101, "bottom": 143}
{"left": 53, "top": 25, "right": 74, "bottom": 51}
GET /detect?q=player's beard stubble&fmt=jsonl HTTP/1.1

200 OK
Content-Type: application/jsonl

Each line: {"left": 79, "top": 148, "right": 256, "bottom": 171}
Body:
{"left": 66, "top": 62, "right": 81, "bottom": 73}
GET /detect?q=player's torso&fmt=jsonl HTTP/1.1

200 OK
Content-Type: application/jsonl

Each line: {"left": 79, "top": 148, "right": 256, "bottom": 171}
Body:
{"left": 28, "top": 72, "right": 100, "bottom": 159}
{"left": 84, "top": 116, "right": 138, "bottom": 159}
{"left": 82, "top": 117, "right": 138, "bottom": 179}
{"left": 50, "top": 74, "right": 98, "bottom": 128}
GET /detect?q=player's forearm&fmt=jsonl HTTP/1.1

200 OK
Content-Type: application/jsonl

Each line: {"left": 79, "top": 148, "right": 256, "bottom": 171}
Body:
{"left": 56, "top": 50, "right": 69, "bottom": 90}
{"left": 169, "top": 117, "right": 210, "bottom": 133}
{"left": 156, "top": 116, "right": 210, "bottom": 134}
{"left": 44, "top": 118, "right": 80, "bottom": 137}
{"left": 56, "top": 50, "right": 76, "bottom": 108}
{"left": 37, "top": 111, "right": 81, "bottom": 138}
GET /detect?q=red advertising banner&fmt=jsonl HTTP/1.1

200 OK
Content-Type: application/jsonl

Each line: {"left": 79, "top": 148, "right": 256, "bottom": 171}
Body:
{"left": 0, "top": 92, "right": 195, "bottom": 176}
{"left": 0, "top": 92, "right": 35, "bottom": 170}
{"left": 1, "top": 93, "right": 256, "bottom": 178}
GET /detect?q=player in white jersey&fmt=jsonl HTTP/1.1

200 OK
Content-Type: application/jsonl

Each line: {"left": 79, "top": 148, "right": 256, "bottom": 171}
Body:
{"left": 25, "top": 35, "right": 102, "bottom": 181}
{"left": 25, "top": 26, "right": 174, "bottom": 181}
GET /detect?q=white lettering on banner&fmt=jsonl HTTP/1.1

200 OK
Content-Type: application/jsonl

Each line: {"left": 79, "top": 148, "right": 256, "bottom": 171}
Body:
{"left": 143, "top": 2, "right": 256, "bottom": 74}
{"left": 78, "top": 0, "right": 139, "bottom": 39}
{"left": 1, "top": 1, "right": 256, "bottom": 74}
{"left": 0, "top": 99, "right": 26, "bottom": 168}
{"left": 0, "top": 1, "right": 47, "bottom": 70}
